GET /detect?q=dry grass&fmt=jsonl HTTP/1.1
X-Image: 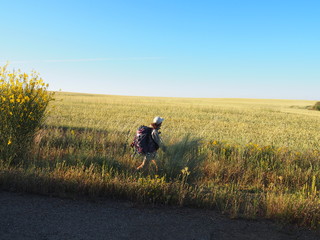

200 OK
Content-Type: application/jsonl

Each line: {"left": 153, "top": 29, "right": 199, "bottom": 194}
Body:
{"left": 1, "top": 92, "right": 320, "bottom": 229}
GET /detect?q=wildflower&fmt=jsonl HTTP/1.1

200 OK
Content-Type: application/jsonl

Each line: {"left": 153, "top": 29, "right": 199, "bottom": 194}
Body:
{"left": 8, "top": 139, "right": 12, "bottom": 145}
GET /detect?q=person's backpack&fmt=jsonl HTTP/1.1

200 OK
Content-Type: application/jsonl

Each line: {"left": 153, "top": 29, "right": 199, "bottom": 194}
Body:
{"left": 131, "top": 125, "right": 158, "bottom": 154}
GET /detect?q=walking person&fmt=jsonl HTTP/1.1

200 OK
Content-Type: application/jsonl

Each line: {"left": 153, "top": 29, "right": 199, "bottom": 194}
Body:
{"left": 131, "top": 116, "right": 166, "bottom": 172}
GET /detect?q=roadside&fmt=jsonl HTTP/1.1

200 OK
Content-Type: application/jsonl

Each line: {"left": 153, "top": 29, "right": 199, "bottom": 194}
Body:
{"left": 0, "top": 191, "right": 319, "bottom": 240}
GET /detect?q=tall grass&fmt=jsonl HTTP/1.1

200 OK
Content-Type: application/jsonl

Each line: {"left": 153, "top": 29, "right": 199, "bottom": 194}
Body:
{"left": 157, "top": 135, "right": 205, "bottom": 180}
{"left": 1, "top": 92, "right": 320, "bottom": 229}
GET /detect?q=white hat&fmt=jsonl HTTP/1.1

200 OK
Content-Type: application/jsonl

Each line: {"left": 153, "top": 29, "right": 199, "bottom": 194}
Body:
{"left": 153, "top": 116, "right": 164, "bottom": 125}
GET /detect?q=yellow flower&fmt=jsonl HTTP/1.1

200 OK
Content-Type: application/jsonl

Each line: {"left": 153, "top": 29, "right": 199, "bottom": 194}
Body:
{"left": 8, "top": 139, "right": 12, "bottom": 145}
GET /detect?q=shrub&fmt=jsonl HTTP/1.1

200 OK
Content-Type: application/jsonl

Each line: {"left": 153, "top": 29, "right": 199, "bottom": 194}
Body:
{"left": 0, "top": 64, "right": 54, "bottom": 164}
{"left": 313, "top": 102, "right": 320, "bottom": 111}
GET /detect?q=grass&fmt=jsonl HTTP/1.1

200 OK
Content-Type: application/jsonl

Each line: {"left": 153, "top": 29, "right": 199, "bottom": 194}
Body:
{"left": 1, "top": 92, "right": 320, "bottom": 229}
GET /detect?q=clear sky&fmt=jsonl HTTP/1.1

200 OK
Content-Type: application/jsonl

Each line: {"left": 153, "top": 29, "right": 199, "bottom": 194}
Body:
{"left": 1, "top": 0, "right": 319, "bottom": 100}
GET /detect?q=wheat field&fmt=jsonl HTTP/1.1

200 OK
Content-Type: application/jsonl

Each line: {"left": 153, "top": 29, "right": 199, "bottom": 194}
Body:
{"left": 2, "top": 92, "right": 320, "bottom": 228}
{"left": 48, "top": 92, "right": 319, "bottom": 150}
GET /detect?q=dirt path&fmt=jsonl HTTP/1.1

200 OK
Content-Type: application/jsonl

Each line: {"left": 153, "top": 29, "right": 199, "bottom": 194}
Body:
{"left": 0, "top": 191, "right": 318, "bottom": 240}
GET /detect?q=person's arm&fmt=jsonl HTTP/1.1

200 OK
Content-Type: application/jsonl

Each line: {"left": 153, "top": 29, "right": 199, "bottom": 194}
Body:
{"left": 151, "top": 129, "right": 166, "bottom": 151}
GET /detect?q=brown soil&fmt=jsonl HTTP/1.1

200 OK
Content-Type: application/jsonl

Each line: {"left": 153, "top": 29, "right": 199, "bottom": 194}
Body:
{"left": 0, "top": 191, "right": 319, "bottom": 240}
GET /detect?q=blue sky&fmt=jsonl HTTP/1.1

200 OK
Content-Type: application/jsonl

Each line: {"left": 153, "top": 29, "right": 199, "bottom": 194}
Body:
{"left": 1, "top": 0, "right": 319, "bottom": 99}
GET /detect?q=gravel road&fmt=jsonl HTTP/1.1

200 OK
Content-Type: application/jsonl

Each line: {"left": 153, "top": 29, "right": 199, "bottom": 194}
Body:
{"left": 0, "top": 191, "right": 319, "bottom": 240}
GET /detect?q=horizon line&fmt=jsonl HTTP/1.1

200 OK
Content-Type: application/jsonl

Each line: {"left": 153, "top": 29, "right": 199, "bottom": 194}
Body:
{"left": 51, "top": 90, "right": 318, "bottom": 102}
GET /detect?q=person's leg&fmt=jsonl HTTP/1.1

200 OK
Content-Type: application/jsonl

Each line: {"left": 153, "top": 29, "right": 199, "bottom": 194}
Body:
{"left": 151, "top": 160, "right": 158, "bottom": 172}
{"left": 148, "top": 152, "right": 158, "bottom": 173}
{"left": 136, "top": 153, "right": 152, "bottom": 170}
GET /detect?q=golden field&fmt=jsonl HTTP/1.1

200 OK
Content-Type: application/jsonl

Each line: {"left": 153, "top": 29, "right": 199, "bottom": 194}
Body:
{"left": 48, "top": 92, "right": 319, "bottom": 151}
{"left": 1, "top": 92, "right": 320, "bottom": 228}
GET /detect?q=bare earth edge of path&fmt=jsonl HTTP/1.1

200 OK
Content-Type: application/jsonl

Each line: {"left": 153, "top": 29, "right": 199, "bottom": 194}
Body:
{"left": 1, "top": 191, "right": 319, "bottom": 240}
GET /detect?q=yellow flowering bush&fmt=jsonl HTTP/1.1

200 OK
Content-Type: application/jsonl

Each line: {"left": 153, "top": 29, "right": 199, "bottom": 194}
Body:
{"left": 0, "top": 64, "right": 54, "bottom": 163}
